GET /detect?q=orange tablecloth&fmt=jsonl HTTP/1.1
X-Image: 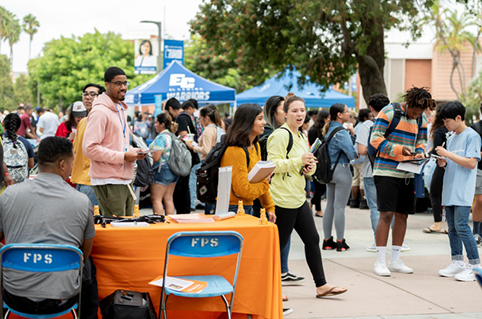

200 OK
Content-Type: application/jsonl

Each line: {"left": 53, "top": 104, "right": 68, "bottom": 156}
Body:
{"left": 91, "top": 215, "right": 282, "bottom": 319}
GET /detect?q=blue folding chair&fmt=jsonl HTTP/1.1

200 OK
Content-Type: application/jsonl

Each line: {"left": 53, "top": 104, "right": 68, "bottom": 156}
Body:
{"left": 160, "top": 231, "right": 243, "bottom": 319}
{"left": 474, "top": 267, "right": 482, "bottom": 289}
{"left": 0, "top": 244, "right": 83, "bottom": 319}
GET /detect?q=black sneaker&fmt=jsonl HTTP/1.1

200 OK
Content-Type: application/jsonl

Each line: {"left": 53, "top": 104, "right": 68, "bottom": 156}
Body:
{"left": 359, "top": 199, "right": 369, "bottom": 210}
{"left": 336, "top": 239, "right": 350, "bottom": 252}
{"left": 281, "top": 271, "right": 305, "bottom": 286}
{"left": 322, "top": 236, "right": 336, "bottom": 250}
{"left": 283, "top": 308, "right": 293, "bottom": 316}
{"left": 349, "top": 198, "right": 360, "bottom": 208}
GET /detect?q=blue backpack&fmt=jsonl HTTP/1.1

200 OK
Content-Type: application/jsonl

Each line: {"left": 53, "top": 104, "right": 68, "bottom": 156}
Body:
{"left": 367, "top": 102, "right": 422, "bottom": 166}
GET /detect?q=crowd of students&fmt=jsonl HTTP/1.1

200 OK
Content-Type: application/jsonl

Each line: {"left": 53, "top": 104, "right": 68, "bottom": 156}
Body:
{"left": 2, "top": 75, "right": 482, "bottom": 317}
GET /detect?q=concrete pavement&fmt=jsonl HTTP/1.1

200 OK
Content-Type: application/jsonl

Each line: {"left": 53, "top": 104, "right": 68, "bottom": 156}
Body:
{"left": 282, "top": 202, "right": 482, "bottom": 319}
{"left": 140, "top": 201, "right": 482, "bottom": 318}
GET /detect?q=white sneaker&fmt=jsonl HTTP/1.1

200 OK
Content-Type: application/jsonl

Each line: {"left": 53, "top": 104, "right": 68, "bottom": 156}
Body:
{"left": 455, "top": 265, "right": 476, "bottom": 282}
{"left": 438, "top": 261, "right": 465, "bottom": 277}
{"left": 374, "top": 261, "right": 391, "bottom": 276}
{"left": 388, "top": 259, "right": 413, "bottom": 274}
{"left": 367, "top": 242, "right": 377, "bottom": 253}
{"left": 401, "top": 243, "right": 411, "bottom": 252}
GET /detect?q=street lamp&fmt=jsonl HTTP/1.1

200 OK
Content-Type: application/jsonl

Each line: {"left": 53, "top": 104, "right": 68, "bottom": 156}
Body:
{"left": 140, "top": 20, "right": 162, "bottom": 74}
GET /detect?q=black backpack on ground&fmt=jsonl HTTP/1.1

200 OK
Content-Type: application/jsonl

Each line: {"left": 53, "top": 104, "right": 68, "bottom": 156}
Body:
{"left": 313, "top": 126, "right": 344, "bottom": 184}
{"left": 196, "top": 135, "right": 253, "bottom": 205}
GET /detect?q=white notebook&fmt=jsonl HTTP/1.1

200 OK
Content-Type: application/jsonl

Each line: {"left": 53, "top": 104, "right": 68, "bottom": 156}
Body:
{"left": 248, "top": 161, "right": 276, "bottom": 183}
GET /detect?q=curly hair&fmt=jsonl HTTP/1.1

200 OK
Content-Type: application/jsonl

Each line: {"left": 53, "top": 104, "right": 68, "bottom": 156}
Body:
{"left": 3, "top": 113, "right": 21, "bottom": 148}
{"left": 403, "top": 86, "right": 436, "bottom": 111}
{"left": 368, "top": 93, "right": 390, "bottom": 112}
{"left": 38, "top": 136, "right": 73, "bottom": 165}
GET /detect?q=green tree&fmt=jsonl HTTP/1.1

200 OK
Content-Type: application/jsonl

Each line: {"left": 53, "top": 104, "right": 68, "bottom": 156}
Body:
{"left": 191, "top": 0, "right": 429, "bottom": 104}
{"left": 0, "top": 54, "right": 14, "bottom": 110}
{"left": 13, "top": 73, "right": 31, "bottom": 106}
{"left": 184, "top": 35, "right": 256, "bottom": 93}
{"left": 23, "top": 13, "right": 40, "bottom": 60}
{"left": 28, "top": 30, "right": 150, "bottom": 109}
{"left": 423, "top": 1, "right": 479, "bottom": 100}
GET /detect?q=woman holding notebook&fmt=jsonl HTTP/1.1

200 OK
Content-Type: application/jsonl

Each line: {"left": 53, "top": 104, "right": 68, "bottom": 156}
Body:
{"left": 219, "top": 103, "right": 276, "bottom": 221}
{"left": 267, "top": 95, "right": 347, "bottom": 298}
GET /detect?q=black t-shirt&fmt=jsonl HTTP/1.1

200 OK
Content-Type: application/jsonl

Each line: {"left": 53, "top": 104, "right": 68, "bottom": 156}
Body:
{"left": 176, "top": 112, "right": 200, "bottom": 166}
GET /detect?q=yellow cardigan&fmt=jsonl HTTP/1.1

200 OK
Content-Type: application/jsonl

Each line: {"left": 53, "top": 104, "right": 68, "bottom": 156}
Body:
{"left": 220, "top": 143, "right": 275, "bottom": 212}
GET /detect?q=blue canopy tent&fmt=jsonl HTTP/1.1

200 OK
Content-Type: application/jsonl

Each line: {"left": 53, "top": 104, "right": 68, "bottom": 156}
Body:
{"left": 125, "top": 60, "right": 236, "bottom": 108}
{"left": 236, "top": 67, "right": 355, "bottom": 109}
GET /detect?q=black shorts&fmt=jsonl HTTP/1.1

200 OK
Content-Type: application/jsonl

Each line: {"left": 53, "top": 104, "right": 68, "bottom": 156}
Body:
{"left": 374, "top": 176, "right": 415, "bottom": 214}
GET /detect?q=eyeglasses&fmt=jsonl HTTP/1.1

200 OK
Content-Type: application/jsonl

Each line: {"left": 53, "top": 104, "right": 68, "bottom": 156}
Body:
{"left": 109, "top": 81, "right": 130, "bottom": 87}
{"left": 82, "top": 92, "right": 99, "bottom": 98}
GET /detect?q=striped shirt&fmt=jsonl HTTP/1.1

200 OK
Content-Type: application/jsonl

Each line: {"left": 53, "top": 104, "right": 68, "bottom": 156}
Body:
{"left": 370, "top": 104, "right": 427, "bottom": 178}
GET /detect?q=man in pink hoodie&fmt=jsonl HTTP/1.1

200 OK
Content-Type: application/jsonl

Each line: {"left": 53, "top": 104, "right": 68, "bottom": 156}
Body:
{"left": 83, "top": 67, "right": 146, "bottom": 216}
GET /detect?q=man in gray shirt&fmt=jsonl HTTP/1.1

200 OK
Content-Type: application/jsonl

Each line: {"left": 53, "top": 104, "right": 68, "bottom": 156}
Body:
{"left": 0, "top": 136, "right": 96, "bottom": 316}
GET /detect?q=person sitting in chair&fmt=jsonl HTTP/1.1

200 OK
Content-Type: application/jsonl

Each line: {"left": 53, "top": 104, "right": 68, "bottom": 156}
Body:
{"left": 0, "top": 136, "right": 96, "bottom": 317}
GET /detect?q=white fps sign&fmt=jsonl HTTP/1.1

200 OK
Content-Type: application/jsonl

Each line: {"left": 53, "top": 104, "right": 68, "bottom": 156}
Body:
{"left": 169, "top": 74, "right": 195, "bottom": 89}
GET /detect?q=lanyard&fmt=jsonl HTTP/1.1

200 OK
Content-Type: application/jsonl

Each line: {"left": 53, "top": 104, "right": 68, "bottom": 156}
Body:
{"left": 114, "top": 103, "right": 127, "bottom": 150}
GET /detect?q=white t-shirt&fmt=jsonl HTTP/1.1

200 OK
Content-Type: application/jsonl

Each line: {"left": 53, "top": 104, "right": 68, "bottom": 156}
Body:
{"left": 38, "top": 112, "right": 60, "bottom": 139}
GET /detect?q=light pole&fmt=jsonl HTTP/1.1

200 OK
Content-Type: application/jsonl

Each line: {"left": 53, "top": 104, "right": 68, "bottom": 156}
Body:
{"left": 140, "top": 20, "right": 162, "bottom": 74}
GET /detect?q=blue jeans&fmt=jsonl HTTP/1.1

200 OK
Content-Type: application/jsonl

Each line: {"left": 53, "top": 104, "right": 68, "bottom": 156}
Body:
{"left": 76, "top": 184, "right": 99, "bottom": 207}
{"left": 281, "top": 237, "right": 291, "bottom": 273}
{"left": 228, "top": 205, "right": 253, "bottom": 215}
{"left": 190, "top": 162, "right": 202, "bottom": 209}
{"left": 445, "top": 206, "right": 480, "bottom": 265}
{"left": 363, "top": 177, "right": 379, "bottom": 241}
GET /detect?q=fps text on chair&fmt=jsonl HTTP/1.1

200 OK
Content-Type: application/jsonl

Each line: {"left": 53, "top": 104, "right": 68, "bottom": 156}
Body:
{"left": 0, "top": 244, "right": 83, "bottom": 319}
{"left": 160, "top": 231, "right": 243, "bottom": 319}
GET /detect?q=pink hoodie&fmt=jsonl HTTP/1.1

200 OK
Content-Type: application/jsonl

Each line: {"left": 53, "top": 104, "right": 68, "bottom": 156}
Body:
{"left": 82, "top": 93, "right": 133, "bottom": 181}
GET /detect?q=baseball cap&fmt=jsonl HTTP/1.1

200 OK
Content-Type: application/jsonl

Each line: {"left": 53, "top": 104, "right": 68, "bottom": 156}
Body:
{"left": 72, "top": 101, "right": 87, "bottom": 117}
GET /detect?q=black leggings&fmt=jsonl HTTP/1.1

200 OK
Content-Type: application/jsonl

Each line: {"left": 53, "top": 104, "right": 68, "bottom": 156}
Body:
{"left": 275, "top": 201, "right": 327, "bottom": 287}
{"left": 312, "top": 179, "right": 326, "bottom": 211}
{"left": 430, "top": 166, "right": 445, "bottom": 223}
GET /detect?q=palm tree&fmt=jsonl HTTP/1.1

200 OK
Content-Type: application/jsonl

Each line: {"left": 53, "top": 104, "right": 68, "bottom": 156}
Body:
{"left": 0, "top": 6, "right": 10, "bottom": 53}
{"left": 23, "top": 14, "right": 39, "bottom": 60}
{"left": 5, "top": 13, "right": 21, "bottom": 70}
{"left": 424, "top": 1, "right": 478, "bottom": 100}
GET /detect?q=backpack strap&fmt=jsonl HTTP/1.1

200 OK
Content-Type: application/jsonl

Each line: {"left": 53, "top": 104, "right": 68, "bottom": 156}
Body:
{"left": 280, "top": 127, "right": 294, "bottom": 159}
{"left": 386, "top": 102, "right": 402, "bottom": 137}
{"left": 242, "top": 147, "right": 250, "bottom": 167}
{"left": 325, "top": 126, "right": 345, "bottom": 171}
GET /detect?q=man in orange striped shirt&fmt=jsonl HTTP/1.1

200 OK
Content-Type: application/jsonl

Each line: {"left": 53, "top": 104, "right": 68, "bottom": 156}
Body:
{"left": 369, "top": 87, "right": 435, "bottom": 277}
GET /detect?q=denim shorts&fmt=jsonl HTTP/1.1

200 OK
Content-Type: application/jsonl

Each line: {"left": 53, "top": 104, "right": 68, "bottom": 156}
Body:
{"left": 154, "top": 164, "right": 179, "bottom": 186}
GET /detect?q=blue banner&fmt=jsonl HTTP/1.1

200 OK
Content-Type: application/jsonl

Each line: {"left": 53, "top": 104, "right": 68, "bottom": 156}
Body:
{"left": 163, "top": 40, "right": 184, "bottom": 69}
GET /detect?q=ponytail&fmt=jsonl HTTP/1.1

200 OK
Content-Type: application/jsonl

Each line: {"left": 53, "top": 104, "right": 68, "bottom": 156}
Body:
{"left": 322, "top": 119, "right": 331, "bottom": 136}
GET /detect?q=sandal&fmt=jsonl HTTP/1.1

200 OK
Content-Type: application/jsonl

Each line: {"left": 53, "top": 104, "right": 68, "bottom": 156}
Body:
{"left": 423, "top": 227, "right": 440, "bottom": 233}
{"left": 282, "top": 295, "right": 288, "bottom": 302}
{"left": 316, "top": 286, "right": 347, "bottom": 298}
{"left": 441, "top": 229, "right": 448, "bottom": 234}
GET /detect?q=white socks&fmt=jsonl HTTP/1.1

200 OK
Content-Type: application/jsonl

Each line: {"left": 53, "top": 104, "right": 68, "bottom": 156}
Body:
{"left": 376, "top": 246, "right": 386, "bottom": 263}
{"left": 377, "top": 246, "right": 402, "bottom": 264}
{"left": 390, "top": 246, "right": 401, "bottom": 262}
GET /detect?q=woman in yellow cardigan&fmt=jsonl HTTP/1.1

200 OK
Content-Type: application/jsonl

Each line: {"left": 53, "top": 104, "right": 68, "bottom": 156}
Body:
{"left": 268, "top": 96, "right": 347, "bottom": 298}
{"left": 220, "top": 103, "right": 276, "bottom": 222}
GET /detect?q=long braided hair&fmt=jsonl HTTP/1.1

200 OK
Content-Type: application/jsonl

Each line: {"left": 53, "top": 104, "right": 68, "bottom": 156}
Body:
{"left": 3, "top": 113, "right": 21, "bottom": 149}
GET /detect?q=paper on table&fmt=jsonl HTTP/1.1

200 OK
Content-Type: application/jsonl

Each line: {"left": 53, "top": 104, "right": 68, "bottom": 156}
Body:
{"left": 248, "top": 161, "right": 276, "bottom": 183}
{"left": 149, "top": 276, "right": 208, "bottom": 293}
{"left": 169, "top": 213, "right": 214, "bottom": 223}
